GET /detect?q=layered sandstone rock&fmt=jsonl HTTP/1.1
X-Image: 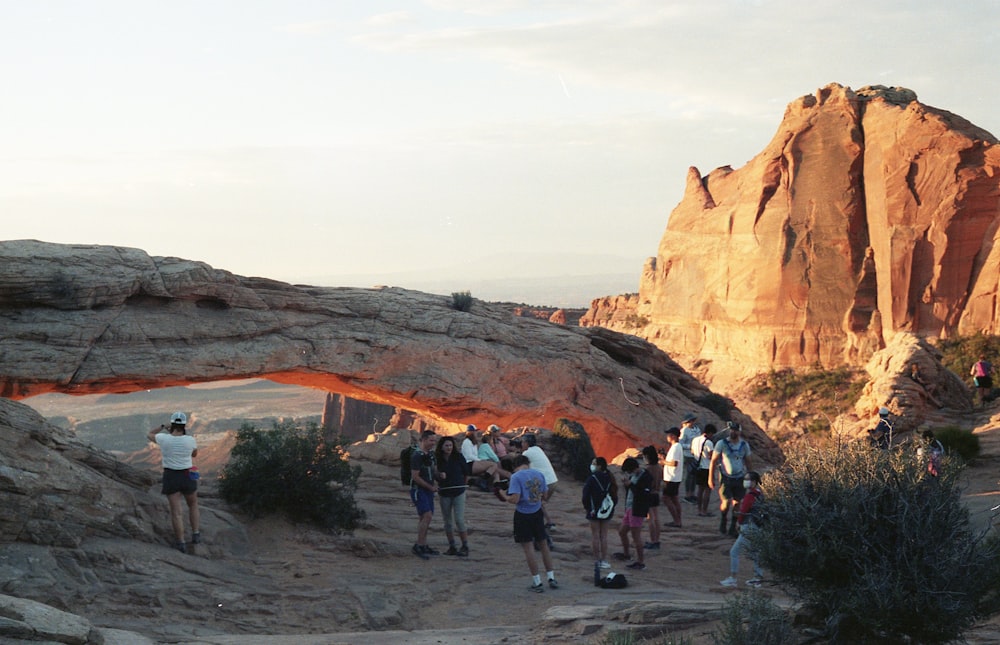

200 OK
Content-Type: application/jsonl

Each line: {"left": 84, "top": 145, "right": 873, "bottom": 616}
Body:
{"left": 0, "top": 240, "right": 781, "bottom": 462}
{"left": 588, "top": 83, "right": 1000, "bottom": 380}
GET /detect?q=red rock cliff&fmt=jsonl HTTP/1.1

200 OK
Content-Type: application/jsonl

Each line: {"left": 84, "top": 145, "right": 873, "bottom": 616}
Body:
{"left": 629, "top": 83, "right": 1000, "bottom": 374}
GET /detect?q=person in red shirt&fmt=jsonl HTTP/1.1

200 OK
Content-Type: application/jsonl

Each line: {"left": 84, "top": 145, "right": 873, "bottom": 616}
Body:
{"left": 720, "top": 471, "right": 765, "bottom": 588}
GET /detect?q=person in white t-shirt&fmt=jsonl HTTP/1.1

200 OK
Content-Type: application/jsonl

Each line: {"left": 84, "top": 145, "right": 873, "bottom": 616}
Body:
{"left": 522, "top": 433, "right": 558, "bottom": 533}
{"left": 460, "top": 425, "right": 502, "bottom": 487}
{"left": 146, "top": 411, "right": 200, "bottom": 553}
{"left": 661, "top": 426, "right": 683, "bottom": 528}
{"left": 690, "top": 424, "right": 717, "bottom": 517}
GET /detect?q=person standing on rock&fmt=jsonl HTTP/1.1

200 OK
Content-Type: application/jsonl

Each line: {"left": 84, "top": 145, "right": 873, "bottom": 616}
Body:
{"left": 971, "top": 354, "right": 993, "bottom": 407}
{"left": 720, "top": 471, "right": 765, "bottom": 589}
{"left": 614, "top": 456, "right": 652, "bottom": 570}
{"left": 708, "top": 421, "right": 752, "bottom": 537}
{"left": 522, "top": 433, "right": 559, "bottom": 537}
{"left": 497, "top": 454, "right": 558, "bottom": 593}
{"left": 661, "top": 427, "right": 684, "bottom": 529}
{"left": 678, "top": 413, "right": 702, "bottom": 503}
{"left": 583, "top": 456, "right": 617, "bottom": 569}
{"left": 691, "top": 424, "right": 717, "bottom": 517}
{"left": 435, "top": 435, "right": 469, "bottom": 556}
{"left": 146, "top": 411, "right": 200, "bottom": 553}
{"left": 410, "top": 429, "right": 439, "bottom": 560}
{"left": 641, "top": 446, "right": 662, "bottom": 550}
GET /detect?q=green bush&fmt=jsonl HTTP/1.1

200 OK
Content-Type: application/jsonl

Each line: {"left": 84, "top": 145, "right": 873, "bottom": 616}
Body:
{"left": 218, "top": 421, "right": 364, "bottom": 531}
{"left": 550, "top": 418, "right": 596, "bottom": 482}
{"left": 451, "top": 290, "right": 473, "bottom": 312}
{"left": 712, "top": 592, "right": 794, "bottom": 645}
{"left": 752, "top": 442, "right": 1000, "bottom": 644}
{"left": 931, "top": 425, "right": 981, "bottom": 462}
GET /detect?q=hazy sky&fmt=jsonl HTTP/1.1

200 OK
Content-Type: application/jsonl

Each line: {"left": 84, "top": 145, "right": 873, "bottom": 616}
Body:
{"left": 4, "top": 1, "right": 998, "bottom": 300}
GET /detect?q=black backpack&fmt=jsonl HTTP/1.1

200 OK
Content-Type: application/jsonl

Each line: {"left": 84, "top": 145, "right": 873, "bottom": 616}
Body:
{"left": 598, "top": 572, "right": 628, "bottom": 589}
{"left": 400, "top": 445, "right": 417, "bottom": 486}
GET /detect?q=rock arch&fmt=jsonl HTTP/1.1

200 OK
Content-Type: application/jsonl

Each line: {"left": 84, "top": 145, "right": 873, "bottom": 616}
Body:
{"left": 0, "top": 240, "right": 769, "bottom": 459}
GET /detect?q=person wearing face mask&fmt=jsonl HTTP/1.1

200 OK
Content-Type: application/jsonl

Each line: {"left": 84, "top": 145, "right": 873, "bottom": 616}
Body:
{"left": 720, "top": 471, "right": 765, "bottom": 588}
{"left": 582, "top": 457, "right": 618, "bottom": 569}
{"left": 708, "top": 421, "right": 753, "bottom": 537}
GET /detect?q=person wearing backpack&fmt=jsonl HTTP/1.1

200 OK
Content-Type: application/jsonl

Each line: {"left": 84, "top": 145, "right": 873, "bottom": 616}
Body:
{"left": 721, "top": 471, "right": 765, "bottom": 588}
{"left": 971, "top": 354, "right": 994, "bottom": 407}
{"left": 583, "top": 456, "right": 618, "bottom": 569}
{"left": 613, "top": 457, "right": 653, "bottom": 570}
{"left": 410, "top": 430, "right": 439, "bottom": 560}
{"left": 691, "top": 424, "right": 717, "bottom": 517}
{"left": 709, "top": 421, "right": 753, "bottom": 537}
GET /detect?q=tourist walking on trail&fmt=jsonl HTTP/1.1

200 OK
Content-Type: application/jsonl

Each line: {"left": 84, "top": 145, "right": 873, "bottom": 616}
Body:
{"left": 720, "top": 471, "right": 765, "bottom": 588}
{"left": 709, "top": 421, "right": 753, "bottom": 537}
{"left": 435, "top": 435, "right": 469, "bottom": 556}
{"left": 497, "top": 455, "right": 558, "bottom": 593}
{"left": 691, "top": 424, "right": 717, "bottom": 516}
{"left": 583, "top": 456, "right": 618, "bottom": 569}
{"left": 410, "top": 430, "right": 439, "bottom": 560}
{"left": 146, "top": 411, "right": 200, "bottom": 553}
{"left": 971, "top": 354, "right": 993, "bottom": 407}
{"left": 614, "top": 456, "right": 653, "bottom": 570}
{"left": 641, "top": 446, "right": 662, "bottom": 549}
{"left": 661, "top": 427, "right": 684, "bottom": 528}
{"left": 679, "top": 413, "right": 702, "bottom": 503}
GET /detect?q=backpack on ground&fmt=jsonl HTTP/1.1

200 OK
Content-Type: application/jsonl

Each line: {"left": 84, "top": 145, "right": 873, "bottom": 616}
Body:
{"left": 598, "top": 572, "right": 628, "bottom": 589}
{"left": 400, "top": 445, "right": 417, "bottom": 486}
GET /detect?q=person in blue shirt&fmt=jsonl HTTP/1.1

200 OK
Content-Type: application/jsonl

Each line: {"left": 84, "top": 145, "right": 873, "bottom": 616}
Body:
{"left": 497, "top": 454, "right": 558, "bottom": 592}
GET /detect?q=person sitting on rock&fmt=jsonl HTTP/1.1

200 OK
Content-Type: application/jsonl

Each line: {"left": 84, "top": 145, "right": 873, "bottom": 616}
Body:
{"left": 486, "top": 424, "right": 509, "bottom": 459}
{"left": 476, "top": 429, "right": 511, "bottom": 481}
{"left": 460, "top": 425, "right": 503, "bottom": 489}
{"left": 909, "top": 362, "right": 942, "bottom": 408}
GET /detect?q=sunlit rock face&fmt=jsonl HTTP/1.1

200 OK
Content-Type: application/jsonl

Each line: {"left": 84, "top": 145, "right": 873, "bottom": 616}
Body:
{"left": 0, "top": 239, "right": 782, "bottom": 463}
{"left": 586, "top": 83, "right": 1000, "bottom": 377}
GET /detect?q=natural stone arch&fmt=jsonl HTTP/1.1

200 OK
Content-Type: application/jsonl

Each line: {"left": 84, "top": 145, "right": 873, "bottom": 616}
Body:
{"left": 0, "top": 240, "right": 779, "bottom": 460}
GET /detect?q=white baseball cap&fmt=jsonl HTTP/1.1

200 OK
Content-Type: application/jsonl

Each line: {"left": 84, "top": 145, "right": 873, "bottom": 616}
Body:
{"left": 170, "top": 411, "right": 187, "bottom": 425}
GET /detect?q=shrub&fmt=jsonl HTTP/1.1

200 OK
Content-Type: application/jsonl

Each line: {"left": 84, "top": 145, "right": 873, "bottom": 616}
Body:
{"left": 931, "top": 424, "right": 981, "bottom": 462}
{"left": 752, "top": 442, "right": 1000, "bottom": 644}
{"left": 451, "top": 291, "right": 473, "bottom": 312}
{"left": 712, "top": 592, "right": 794, "bottom": 645}
{"left": 550, "top": 418, "right": 596, "bottom": 482}
{"left": 218, "top": 421, "right": 364, "bottom": 531}
{"left": 693, "top": 393, "right": 732, "bottom": 420}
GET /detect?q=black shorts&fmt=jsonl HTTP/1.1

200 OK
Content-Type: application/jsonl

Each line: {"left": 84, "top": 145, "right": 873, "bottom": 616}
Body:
{"left": 975, "top": 376, "right": 993, "bottom": 389}
{"left": 162, "top": 468, "right": 197, "bottom": 496}
{"left": 513, "top": 509, "right": 547, "bottom": 543}
{"left": 663, "top": 481, "right": 681, "bottom": 497}
{"left": 720, "top": 475, "right": 745, "bottom": 501}
{"left": 695, "top": 468, "right": 710, "bottom": 487}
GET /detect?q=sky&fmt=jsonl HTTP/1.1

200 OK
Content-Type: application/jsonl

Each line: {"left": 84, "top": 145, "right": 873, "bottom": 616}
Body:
{"left": 3, "top": 1, "right": 999, "bottom": 306}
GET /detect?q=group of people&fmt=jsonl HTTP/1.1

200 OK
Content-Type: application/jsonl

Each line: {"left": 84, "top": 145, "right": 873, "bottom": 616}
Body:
{"left": 407, "top": 424, "right": 562, "bottom": 592}
{"left": 581, "top": 413, "right": 764, "bottom": 587}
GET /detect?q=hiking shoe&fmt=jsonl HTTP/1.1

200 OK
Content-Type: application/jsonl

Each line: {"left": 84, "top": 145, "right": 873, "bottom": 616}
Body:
{"left": 626, "top": 561, "right": 646, "bottom": 570}
{"left": 191, "top": 531, "right": 201, "bottom": 545}
{"left": 423, "top": 545, "right": 440, "bottom": 556}
{"left": 746, "top": 578, "right": 763, "bottom": 588}
{"left": 412, "top": 544, "right": 430, "bottom": 560}
{"left": 644, "top": 541, "right": 660, "bottom": 550}
{"left": 612, "top": 552, "right": 630, "bottom": 561}
{"left": 444, "top": 546, "right": 459, "bottom": 556}
{"left": 548, "top": 578, "right": 559, "bottom": 589}
{"left": 597, "top": 560, "right": 611, "bottom": 569}
{"left": 457, "top": 545, "right": 469, "bottom": 557}
{"left": 720, "top": 576, "right": 738, "bottom": 587}
{"left": 530, "top": 582, "right": 545, "bottom": 593}
{"left": 175, "top": 541, "right": 187, "bottom": 554}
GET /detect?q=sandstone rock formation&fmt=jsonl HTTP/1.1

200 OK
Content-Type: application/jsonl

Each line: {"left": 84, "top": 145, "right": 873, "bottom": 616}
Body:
{"left": 586, "top": 83, "right": 1000, "bottom": 381}
{"left": 321, "top": 393, "right": 395, "bottom": 443}
{"left": 0, "top": 239, "right": 781, "bottom": 462}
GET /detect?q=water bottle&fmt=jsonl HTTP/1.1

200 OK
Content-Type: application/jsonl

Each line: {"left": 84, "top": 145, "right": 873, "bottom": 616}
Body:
{"left": 189, "top": 466, "right": 200, "bottom": 481}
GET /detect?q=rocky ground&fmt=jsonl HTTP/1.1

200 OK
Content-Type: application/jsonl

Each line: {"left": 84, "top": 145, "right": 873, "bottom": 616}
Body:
{"left": 6, "top": 405, "right": 1000, "bottom": 644}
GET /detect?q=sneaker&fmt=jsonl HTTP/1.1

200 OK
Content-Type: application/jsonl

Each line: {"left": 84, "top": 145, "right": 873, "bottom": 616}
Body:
{"left": 746, "top": 578, "right": 763, "bottom": 588}
{"left": 530, "top": 582, "right": 545, "bottom": 593}
{"left": 644, "top": 541, "right": 660, "bottom": 550}
{"left": 444, "top": 546, "right": 459, "bottom": 556}
{"left": 612, "top": 552, "right": 630, "bottom": 561}
{"left": 457, "top": 545, "right": 469, "bottom": 557}
{"left": 412, "top": 544, "right": 430, "bottom": 560}
{"left": 626, "top": 561, "right": 646, "bottom": 570}
{"left": 423, "top": 545, "right": 440, "bottom": 556}
{"left": 175, "top": 541, "right": 187, "bottom": 554}
{"left": 191, "top": 531, "right": 201, "bottom": 545}
{"left": 720, "top": 576, "right": 738, "bottom": 587}
{"left": 545, "top": 523, "right": 557, "bottom": 532}
{"left": 598, "top": 560, "right": 611, "bottom": 569}
{"left": 548, "top": 578, "right": 559, "bottom": 589}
